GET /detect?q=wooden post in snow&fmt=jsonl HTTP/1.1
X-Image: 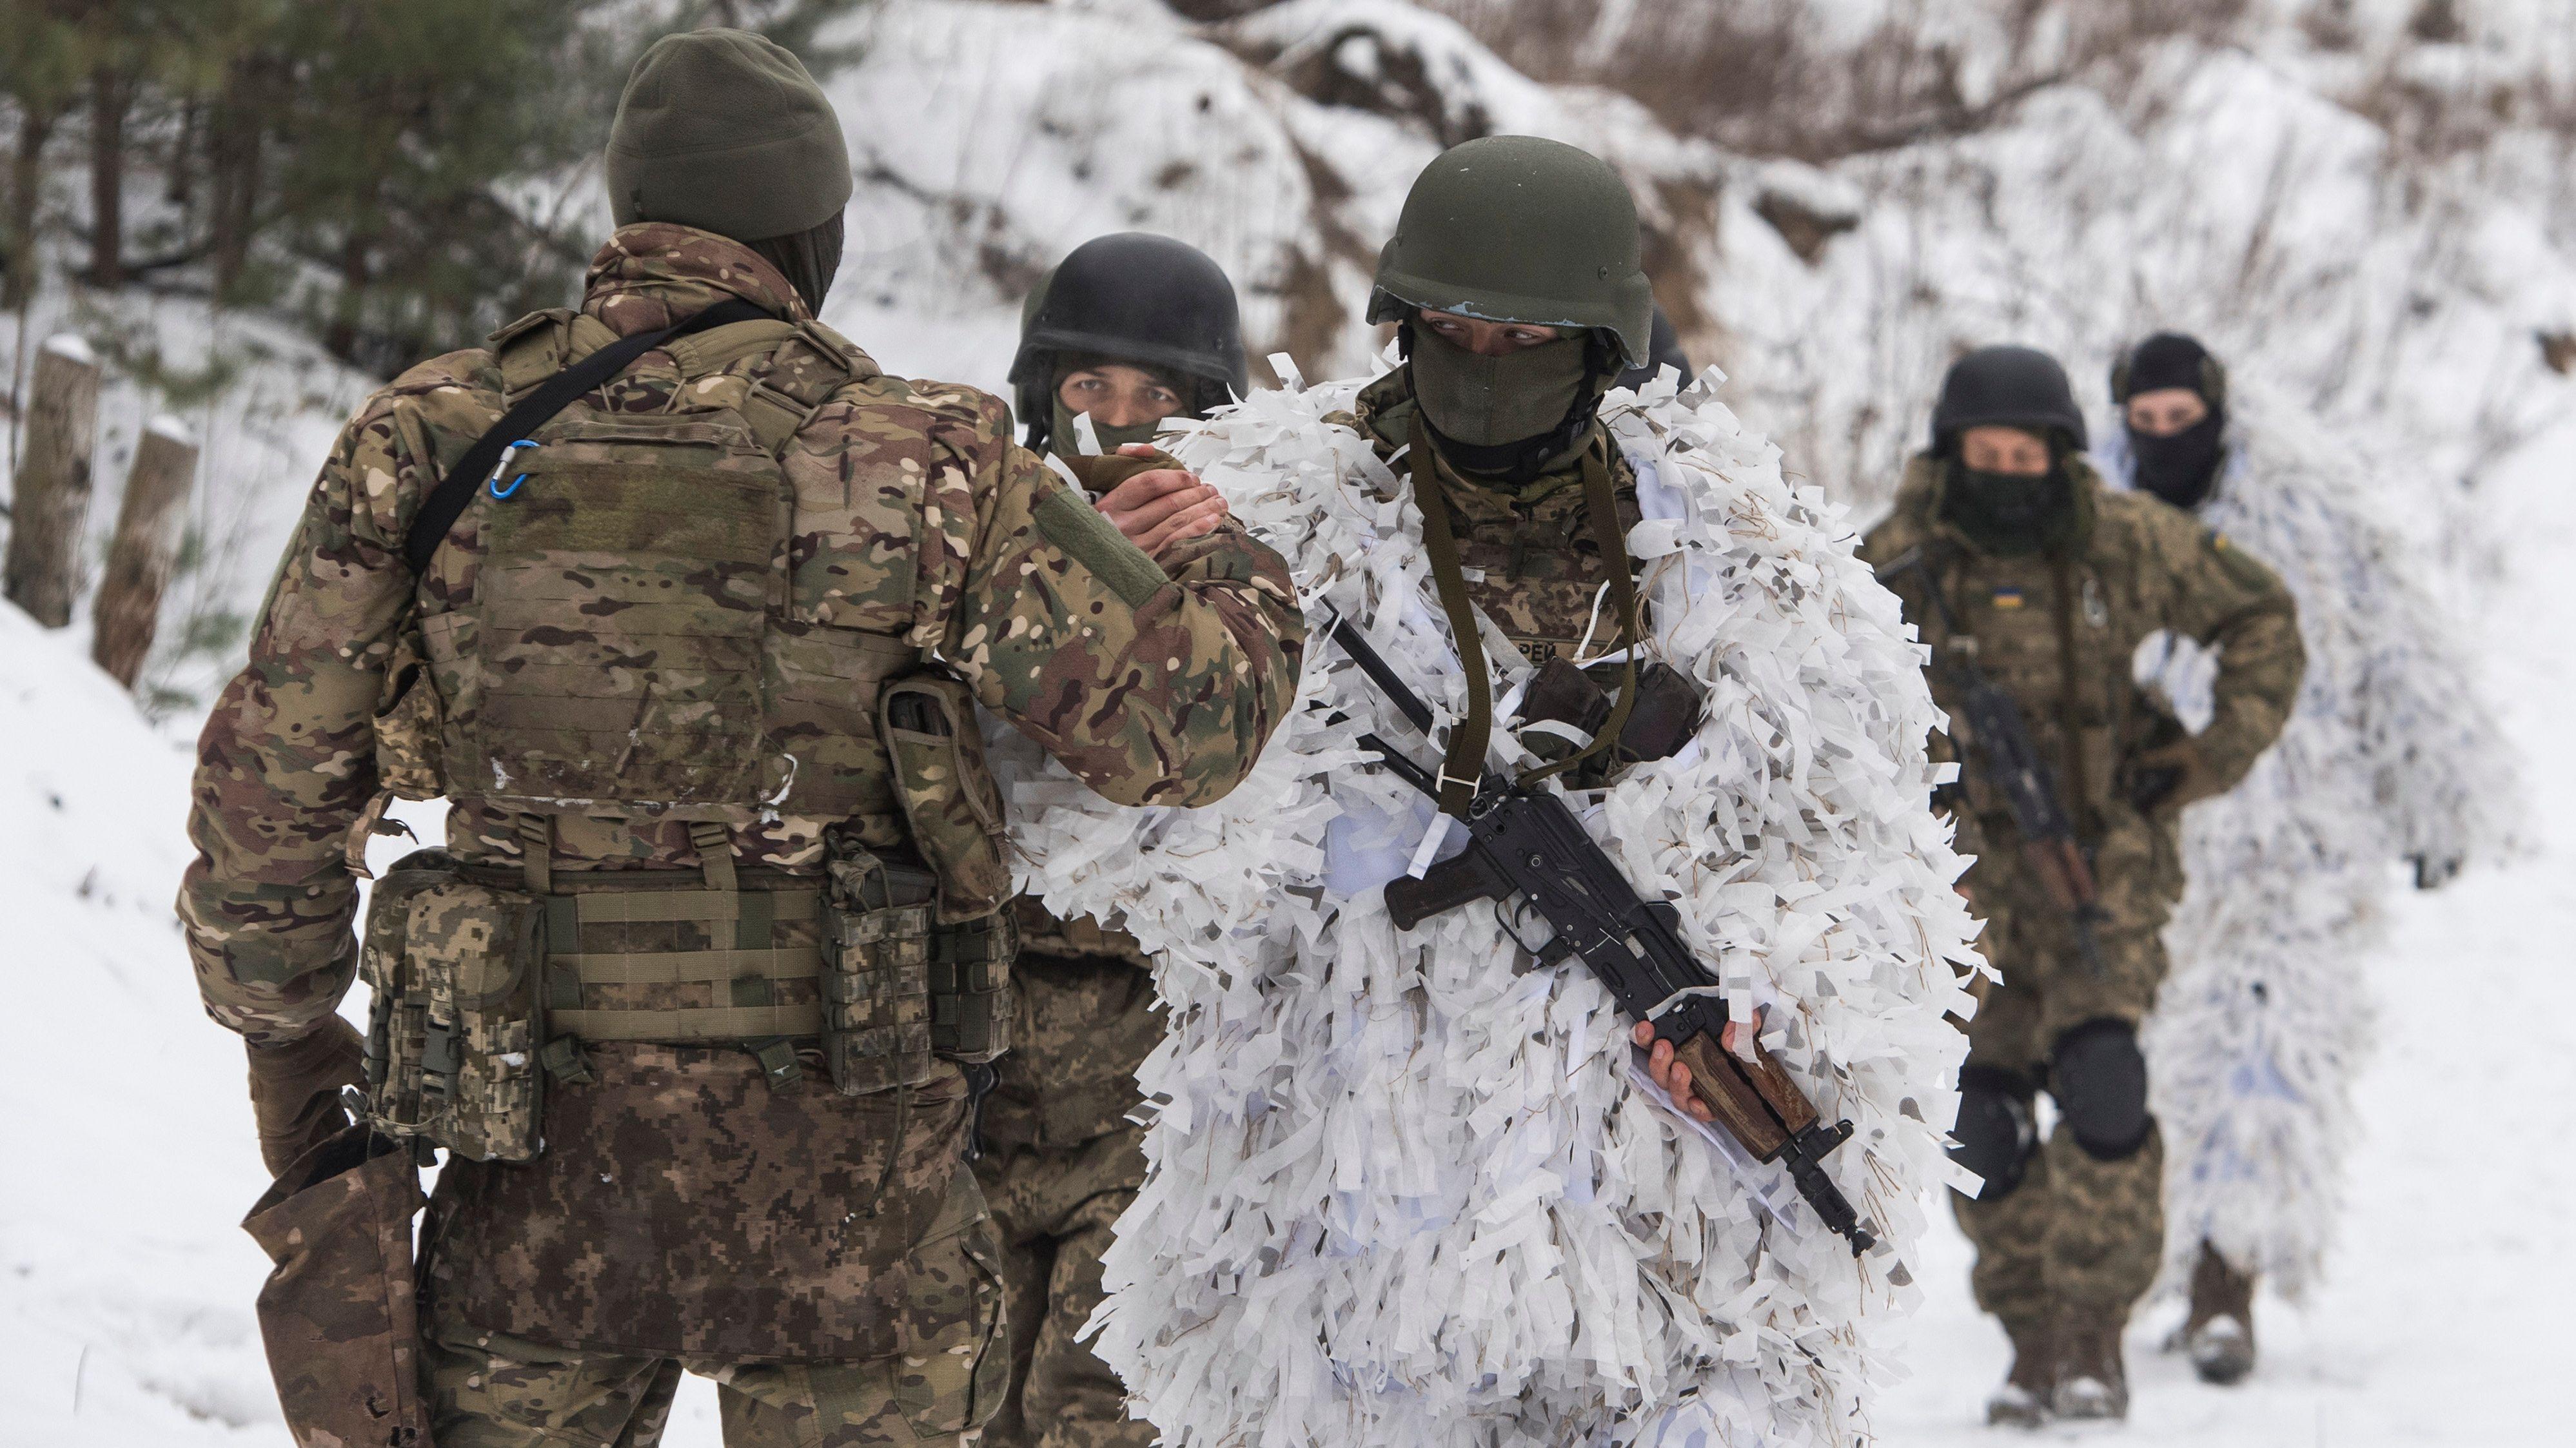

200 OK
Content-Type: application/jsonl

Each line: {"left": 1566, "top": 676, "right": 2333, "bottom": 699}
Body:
{"left": 3, "top": 335, "right": 103, "bottom": 627}
{"left": 90, "top": 416, "right": 198, "bottom": 687}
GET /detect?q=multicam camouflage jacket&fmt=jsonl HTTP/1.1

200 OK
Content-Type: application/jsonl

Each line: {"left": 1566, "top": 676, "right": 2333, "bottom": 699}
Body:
{"left": 179, "top": 224, "right": 1304, "bottom": 1047}
{"left": 1859, "top": 453, "right": 2304, "bottom": 858}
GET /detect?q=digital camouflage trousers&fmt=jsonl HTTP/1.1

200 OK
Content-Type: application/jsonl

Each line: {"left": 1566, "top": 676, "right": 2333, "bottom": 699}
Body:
{"left": 422, "top": 1280, "right": 1009, "bottom": 1448}
{"left": 969, "top": 1124, "right": 1153, "bottom": 1448}
{"left": 1954, "top": 815, "right": 2180, "bottom": 1328}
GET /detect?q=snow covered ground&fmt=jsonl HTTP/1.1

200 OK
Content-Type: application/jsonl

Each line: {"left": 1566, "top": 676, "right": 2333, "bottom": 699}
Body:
{"left": 1, "top": 398, "right": 2564, "bottom": 1447}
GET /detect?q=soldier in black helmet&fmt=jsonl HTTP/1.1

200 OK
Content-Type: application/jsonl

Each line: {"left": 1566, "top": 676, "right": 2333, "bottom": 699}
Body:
{"left": 1860, "top": 346, "right": 2305, "bottom": 1426}
{"left": 978, "top": 231, "right": 1251, "bottom": 1448}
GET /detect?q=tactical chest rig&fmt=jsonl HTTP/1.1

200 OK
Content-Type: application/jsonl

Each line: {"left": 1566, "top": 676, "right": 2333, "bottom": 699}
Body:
{"left": 359, "top": 300, "right": 1014, "bottom": 1162}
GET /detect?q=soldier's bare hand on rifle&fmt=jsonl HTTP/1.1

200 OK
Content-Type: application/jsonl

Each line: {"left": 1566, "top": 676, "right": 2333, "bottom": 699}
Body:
{"left": 1098, "top": 442, "right": 1229, "bottom": 556}
{"left": 1633, "top": 1012, "right": 1760, "bottom": 1125}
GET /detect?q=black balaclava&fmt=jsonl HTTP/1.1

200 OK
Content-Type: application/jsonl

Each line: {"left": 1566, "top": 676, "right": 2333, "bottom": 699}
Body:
{"left": 1406, "top": 322, "right": 1607, "bottom": 484}
{"left": 2119, "top": 332, "right": 2228, "bottom": 512}
{"left": 746, "top": 212, "right": 845, "bottom": 316}
{"left": 1942, "top": 437, "right": 2078, "bottom": 558}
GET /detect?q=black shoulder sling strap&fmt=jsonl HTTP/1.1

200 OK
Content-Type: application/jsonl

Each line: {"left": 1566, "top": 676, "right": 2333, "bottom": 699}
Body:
{"left": 402, "top": 297, "right": 775, "bottom": 574}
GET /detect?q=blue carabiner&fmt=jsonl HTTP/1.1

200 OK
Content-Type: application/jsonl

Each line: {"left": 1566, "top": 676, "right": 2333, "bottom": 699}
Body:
{"left": 487, "top": 439, "right": 541, "bottom": 499}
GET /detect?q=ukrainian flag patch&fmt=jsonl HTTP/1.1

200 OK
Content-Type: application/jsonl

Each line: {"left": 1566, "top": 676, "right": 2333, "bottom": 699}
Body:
{"left": 1991, "top": 586, "right": 2027, "bottom": 610}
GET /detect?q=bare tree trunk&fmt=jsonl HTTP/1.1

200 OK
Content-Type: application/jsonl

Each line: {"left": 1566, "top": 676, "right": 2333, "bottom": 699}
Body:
{"left": 166, "top": 101, "right": 199, "bottom": 209}
{"left": 209, "top": 57, "right": 271, "bottom": 298}
{"left": 4, "top": 105, "right": 59, "bottom": 309}
{"left": 324, "top": 223, "right": 374, "bottom": 365}
{"left": 3, "top": 337, "right": 104, "bottom": 627}
{"left": 90, "top": 418, "right": 197, "bottom": 685}
{"left": 88, "top": 65, "right": 131, "bottom": 287}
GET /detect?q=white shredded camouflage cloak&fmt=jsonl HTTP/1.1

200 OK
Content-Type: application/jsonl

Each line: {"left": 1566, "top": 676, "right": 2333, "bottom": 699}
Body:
{"left": 2115, "top": 389, "right": 2519, "bottom": 1300}
{"left": 998, "top": 365, "right": 1985, "bottom": 1448}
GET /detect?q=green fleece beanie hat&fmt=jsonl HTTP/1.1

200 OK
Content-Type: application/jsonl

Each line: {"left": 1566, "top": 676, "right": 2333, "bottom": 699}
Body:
{"left": 605, "top": 28, "right": 852, "bottom": 242}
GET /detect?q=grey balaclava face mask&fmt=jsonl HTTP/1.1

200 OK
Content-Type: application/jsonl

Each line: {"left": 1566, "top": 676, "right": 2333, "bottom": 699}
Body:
{"left": 1408, "top": 323, "right": 1593, "bottom": 449}
{"left": 1049, "top": 398, "right": 1161, "bottom": 454}
{"left": 745, "top": 212, "right": 845, "bottom": 315}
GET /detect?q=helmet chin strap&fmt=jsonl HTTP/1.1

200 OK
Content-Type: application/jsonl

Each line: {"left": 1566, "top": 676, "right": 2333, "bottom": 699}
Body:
{"left": 1400, "top": 321, "right": 1617, "bottom": 485}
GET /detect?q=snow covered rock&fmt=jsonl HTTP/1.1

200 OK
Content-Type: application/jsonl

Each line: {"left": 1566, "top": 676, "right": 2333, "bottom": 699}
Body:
{"left": 999, "top": 366, "right": 1983, "bottom": 1447}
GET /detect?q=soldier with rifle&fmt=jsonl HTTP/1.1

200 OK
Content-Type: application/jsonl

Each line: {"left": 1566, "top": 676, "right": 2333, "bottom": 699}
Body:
{"left": 1859, "top": 345, "right": 2305, "bottom": 1425}
{"left": 1052, "top": 135, "right": 1982, "bottom": 1448}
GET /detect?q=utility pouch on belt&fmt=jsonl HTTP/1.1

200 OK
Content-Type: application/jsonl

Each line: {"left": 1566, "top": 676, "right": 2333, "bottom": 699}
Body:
{"left": 820, "top": 846, "right": 938, "bottom": 1096}
{"left": 878, "top": 671, "right": 1018, "bottom": 1064}
{"left": 358, "top": 849, "right": 548, "bottom": 1162}
{"left": 879, "top": 673, "right": 1014, "bottom": 920}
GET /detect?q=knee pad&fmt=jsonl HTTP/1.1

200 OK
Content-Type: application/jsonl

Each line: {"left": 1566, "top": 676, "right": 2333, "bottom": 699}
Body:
{"left": 1951, "top": 1064, "right": 2039, "bottom": 1200}
{"left": 2052, "top": 1017, "right": 2152, "bottom": 1160}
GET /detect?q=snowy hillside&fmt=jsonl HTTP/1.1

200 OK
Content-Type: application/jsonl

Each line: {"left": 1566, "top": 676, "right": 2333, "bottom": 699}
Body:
{"left": 816, "top": 0, "right": 2576, "bottom": 559}
{"left": 0, "top": 291, "right": 372, "bottom": 719}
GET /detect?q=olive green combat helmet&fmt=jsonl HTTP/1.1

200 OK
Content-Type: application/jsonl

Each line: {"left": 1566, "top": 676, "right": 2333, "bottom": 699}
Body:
{"left": 1368, "top": 135, "right": 1657, "bottom": 368}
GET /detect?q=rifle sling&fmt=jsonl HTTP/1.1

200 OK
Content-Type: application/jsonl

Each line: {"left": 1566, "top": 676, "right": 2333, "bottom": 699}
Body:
{"left": 1404, "top": 415, "right": 1640, "bottom": 816}
{"left": 402, "top": 297, "right": 776, "bottom": 574}
{"left": 2048, "top": 554, "right": 2095, "bottom": 840}
{"left": 1515, "top": 438, "right": 1640, "bottom": 792}
{"left": 1405, "top": 414, "right": 1490, "bottom": 817}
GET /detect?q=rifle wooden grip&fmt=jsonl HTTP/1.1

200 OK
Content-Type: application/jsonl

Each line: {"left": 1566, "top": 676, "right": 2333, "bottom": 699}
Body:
{"left": 1672, "top": 1033, "right": 1792, "bottom": 1161}
{"left": 2026, "top": 837, "right": 2098, "bottom": 914}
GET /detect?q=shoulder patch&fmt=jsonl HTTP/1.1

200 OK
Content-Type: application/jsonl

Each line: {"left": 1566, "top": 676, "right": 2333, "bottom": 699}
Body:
{"left": 1035, "top": 482, "right": 1169, "bottom": 610}
{"left": 2204, "top": 526, "right": 2276, "bottom": 590}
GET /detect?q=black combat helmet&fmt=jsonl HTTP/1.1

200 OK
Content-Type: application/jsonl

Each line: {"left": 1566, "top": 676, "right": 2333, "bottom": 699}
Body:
{"left": 1930, "top": 345, "right": 2088, "bottom": 455}
{"left": 1010, "top": 233, "right": 1248, "bottom": 450}
{"left": 1614, "top": 304, "right": 1693, "bottom": 391}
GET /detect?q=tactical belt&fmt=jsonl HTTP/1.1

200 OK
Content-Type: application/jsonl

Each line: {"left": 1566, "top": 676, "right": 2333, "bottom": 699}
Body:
{"left": 541, "top": 883, "right": 828, "bottom": 1045}
{"left": 498, "top": 817, "right": 800, "bottom": 1082}
{"left": 489, "top": 821, "right": 943, "bottom": 1078}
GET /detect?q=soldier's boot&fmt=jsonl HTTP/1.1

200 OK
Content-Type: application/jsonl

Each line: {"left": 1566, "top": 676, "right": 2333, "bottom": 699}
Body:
{"left": 1985, "top": 1315, "right": 2056, "bottom": 1429}
{"left": 2050, "top": 1304, "right": 2130, "bottom": 1422}
{"left": 2181, "top": 1240, "right": 2257, "bottom": 1385}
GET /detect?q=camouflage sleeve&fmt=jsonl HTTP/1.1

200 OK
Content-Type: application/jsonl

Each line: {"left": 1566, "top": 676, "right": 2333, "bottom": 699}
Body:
{"left": 935, "top": 405, "right": 1304, "bottom": 808}
{"left": 2161, "top": 520, "right": 2306, "bottom": 790}
{"left": 177, "top": 396, "right": 422, "bottom": 1046}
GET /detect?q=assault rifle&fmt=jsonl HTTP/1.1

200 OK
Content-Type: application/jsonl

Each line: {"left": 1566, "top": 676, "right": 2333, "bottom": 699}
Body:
{"left": 1326, "top": 614, "right": 1874, "bottom": 1255}
{"left": 1880, "top": 548, "right": 2106, "bottom": 976}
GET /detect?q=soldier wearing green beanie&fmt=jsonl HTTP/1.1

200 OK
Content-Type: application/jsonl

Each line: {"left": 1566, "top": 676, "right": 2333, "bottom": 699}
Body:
{"left": 191, "top": 28, "right": 1303, "bottom": 1448}
{"left": 604, "top": 26, "right": 852, "bottom": 310}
